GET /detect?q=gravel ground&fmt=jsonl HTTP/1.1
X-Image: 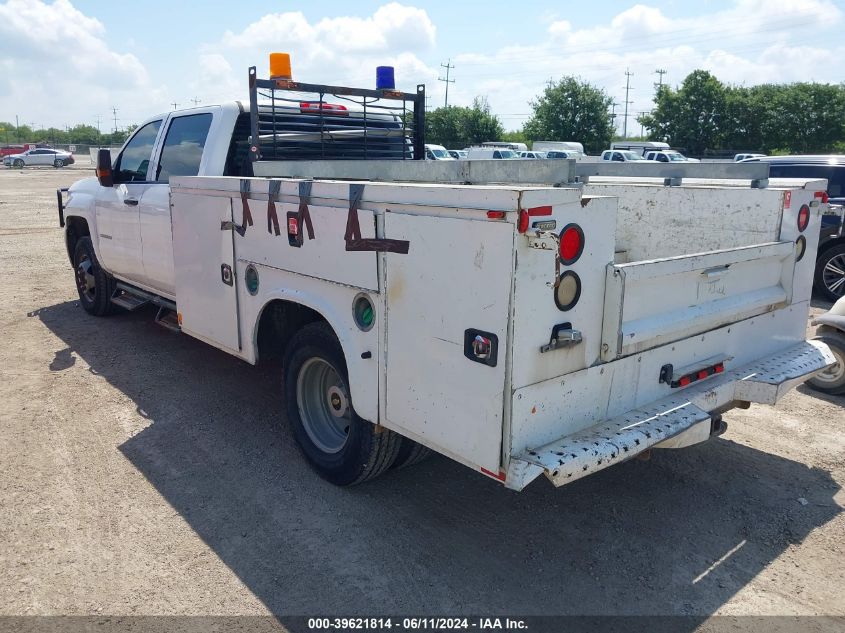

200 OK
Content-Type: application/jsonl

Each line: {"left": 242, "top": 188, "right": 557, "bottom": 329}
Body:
{"left": 0, "top": 167, "right": 843, "bottom": 623}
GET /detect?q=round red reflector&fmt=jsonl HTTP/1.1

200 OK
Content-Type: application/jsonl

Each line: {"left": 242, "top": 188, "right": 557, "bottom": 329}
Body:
{"left": 517, "top": 210, "right": 530, "bottom": 233}
{"left": 679, "top": 376, "right": 691, "bottom": 387}
{"left": 697, "top": 370, "right": 709, "bottom": 380}
{"left": 558, "top": 223, "right": 584, "bottom": 265}
{"left": 797, "top": 204, "right": 810, "bottom": 232}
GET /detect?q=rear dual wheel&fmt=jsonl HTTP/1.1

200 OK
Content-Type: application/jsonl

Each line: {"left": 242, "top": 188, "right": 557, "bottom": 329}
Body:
{"left": 284, "top": 323, "right": 401, "bottom": 485}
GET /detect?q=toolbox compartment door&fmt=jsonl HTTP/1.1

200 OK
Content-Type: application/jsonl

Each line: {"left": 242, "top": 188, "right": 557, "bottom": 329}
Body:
{"left": 383, "top": 213, "right": 514, "bottom": 472}
{"left": 601, "top": 241, "right": 796, "bottom": 361}
{"left": 171, "top": 192, "right": 241, "bottom": 354}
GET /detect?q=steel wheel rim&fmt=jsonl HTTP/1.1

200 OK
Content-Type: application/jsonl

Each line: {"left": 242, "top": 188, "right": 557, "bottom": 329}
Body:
{"left": 296, "top": 357, "right": 351, "bottom": 454}
{"left": 75, "top": 255, "right": 96, "bottom": 302}
{"left": 822, "top": 253, "right": 845, "bottom": 298}
{"left": 814, "top": 346, "right": 845, "bottom": 384}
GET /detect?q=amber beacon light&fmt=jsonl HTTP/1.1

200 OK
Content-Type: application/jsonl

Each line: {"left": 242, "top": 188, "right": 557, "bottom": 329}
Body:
{"left": 269, "top": 52, "right": 292, "bottom": 80}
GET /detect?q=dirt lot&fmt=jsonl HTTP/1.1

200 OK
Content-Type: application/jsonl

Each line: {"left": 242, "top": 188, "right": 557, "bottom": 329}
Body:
{"left": 0, "top": 166, "right": 843, "bottom": 623}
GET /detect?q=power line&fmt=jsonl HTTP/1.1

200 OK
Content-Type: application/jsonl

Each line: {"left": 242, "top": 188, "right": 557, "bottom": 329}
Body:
{"left": 438, "top": 59, "right": 455, "bottom": 108}
{"left": 622, "top": 69, "right": 633, "bottom": 139}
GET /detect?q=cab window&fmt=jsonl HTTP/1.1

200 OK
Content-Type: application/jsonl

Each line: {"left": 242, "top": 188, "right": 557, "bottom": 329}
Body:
{"left": 114, "top": 120, "right": 162, "bottom": 183}
{"left": 156, "top": 113, "right": 213, "bottom": 182}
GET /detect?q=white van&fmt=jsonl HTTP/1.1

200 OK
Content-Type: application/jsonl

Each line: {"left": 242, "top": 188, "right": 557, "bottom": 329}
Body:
{"left": 424, "top": 144, "right": 454, "bottom": 160}
{"left": 466, "top": 147, "right": 519, "bottom": 159}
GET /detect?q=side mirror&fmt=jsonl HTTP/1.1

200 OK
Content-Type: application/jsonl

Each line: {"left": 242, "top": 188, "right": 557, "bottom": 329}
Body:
{"left": 96, "top": 149, "right": 114, "bottom": 187}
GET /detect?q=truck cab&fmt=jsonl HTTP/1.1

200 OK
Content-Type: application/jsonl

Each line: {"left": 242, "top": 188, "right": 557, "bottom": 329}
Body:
{"left": 63, "top": 103, "right": 244, "bottom": 300}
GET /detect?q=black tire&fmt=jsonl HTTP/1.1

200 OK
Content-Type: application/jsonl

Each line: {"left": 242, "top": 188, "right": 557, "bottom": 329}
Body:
{"left": 392, "top": 436, "right": 433, "bottom": 470}
{"left": 73, "top": 236, "right": 116, "bottom": 316}
{"left": 283, "top": 322, "right": 400, "bottom": 485}
{"left": 815, "top": 243, "right": 845, "bottom": 303}
{"left": 54, "top": 159, "right": 63, "bottom": 168}
{"left": 13, "top": 158, "right": 23, "bottom": 168}
{"left": 808, "top": 329, "right": 845, "bottom": 395}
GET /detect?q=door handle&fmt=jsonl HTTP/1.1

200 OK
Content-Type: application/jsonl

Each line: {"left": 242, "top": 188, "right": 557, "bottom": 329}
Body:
{"left": 124, "top": 198, "right": 139, "bottom": 206}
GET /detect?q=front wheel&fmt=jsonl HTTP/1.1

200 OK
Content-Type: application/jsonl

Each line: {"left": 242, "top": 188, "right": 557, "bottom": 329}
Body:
{"left": 13, "top": 158, "right": 23, "bottom": 168}
{"left": 283, "top": 322, "right": 400, "bottom": 485}
{"left": 73, "top": 236, "right": 116, "bottom": 316}
{"left": 815, "top": 244, "right": 845, "bottom": 303}
{"left": 54, "top": 159, "right": 64, "bottom": 168}
{"left": 808, "top": 329, "right": 845, "bottom": 395}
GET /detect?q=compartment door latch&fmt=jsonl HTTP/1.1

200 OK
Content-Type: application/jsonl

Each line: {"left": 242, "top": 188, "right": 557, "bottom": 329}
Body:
{"left": 540, "top": 322, "right": 583, "bottom": 353}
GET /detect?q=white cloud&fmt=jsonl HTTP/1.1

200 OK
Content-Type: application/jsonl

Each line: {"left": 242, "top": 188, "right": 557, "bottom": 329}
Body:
{"left": 0, "top": 0, "right": 164, "bottom": 128}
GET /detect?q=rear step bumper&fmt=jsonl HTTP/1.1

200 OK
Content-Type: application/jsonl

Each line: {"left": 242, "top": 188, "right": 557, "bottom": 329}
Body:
{"left": 506, "top": 340, "right": 835, "bottom": 491}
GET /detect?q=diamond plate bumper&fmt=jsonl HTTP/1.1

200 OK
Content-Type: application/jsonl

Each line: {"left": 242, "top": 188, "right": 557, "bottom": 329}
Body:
{"left": 507, "top": 340, "right": 835, "bottom": 490}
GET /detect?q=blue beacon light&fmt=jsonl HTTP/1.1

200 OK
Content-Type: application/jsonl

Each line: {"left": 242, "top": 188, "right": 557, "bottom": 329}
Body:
{"left": 376, "top": 66, "right": 395, "bottom": 90}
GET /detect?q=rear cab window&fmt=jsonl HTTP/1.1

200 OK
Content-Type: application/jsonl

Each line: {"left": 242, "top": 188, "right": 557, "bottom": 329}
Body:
{"left": 156, "top": 113, "right": 213, "bottom": 182}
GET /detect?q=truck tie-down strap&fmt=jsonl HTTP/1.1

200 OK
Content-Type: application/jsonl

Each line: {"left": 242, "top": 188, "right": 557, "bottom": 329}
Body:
{"left": 344, "top": 183, "right": 409, "bottom": 254}
{"left": 297, "top": 180, "right": 316, "bottom": 241}
{"left": 267, "top": 180, "right": 281, "bottom": 236}
{"left": 239, "top": 179, "right": 254, "bottom": 234}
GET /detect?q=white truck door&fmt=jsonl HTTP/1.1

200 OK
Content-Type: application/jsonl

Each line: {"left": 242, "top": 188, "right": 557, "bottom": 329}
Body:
{"left": 140, "top": 112, "right": 214, "bottom": 298}
{"left": 95, "top": 120, "right": 162, "bottom": 283}
{"left": 383, "top": 213, "right": 514, "bottom": 473}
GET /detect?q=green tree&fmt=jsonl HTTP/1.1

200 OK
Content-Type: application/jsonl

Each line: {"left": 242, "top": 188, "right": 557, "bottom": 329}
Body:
{"left": 425, "top": 97, "right": 504, "bottom": 148}
{"left": 523, "top": 77, "right": 614, "bottom": 154}
{"left": 638, "top": 70, "right": 726, "bottom": 155}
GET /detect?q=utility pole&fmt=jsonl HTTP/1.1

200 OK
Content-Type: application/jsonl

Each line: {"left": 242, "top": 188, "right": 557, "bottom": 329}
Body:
{"left": 111, "top": 107, "right": 119, "bottom": 133}
{"left": 171, "top": 101, "right": 180, "bottom": 110}
{"left": 622, "top": 69, "right": 633, "bottom": 139}
{"left": 189, "top": 97, "right": 201, "bottom": 106}
{"left": 425, "top": 95, "right": 432, "bottom": 111}
{"left": 610, "top": 100, "right": 619, "bottom": 134}
{"left": 654, "top": 68, "right": 667, "bottom": 94}
{"left": 95, "top": 115, "right": 102, "bottom": 147}
{"left": 15, "top": 115, "right": 19, "bottom": 142}
{"left": 438, "top": 59, "right": 455, "bottom": 108}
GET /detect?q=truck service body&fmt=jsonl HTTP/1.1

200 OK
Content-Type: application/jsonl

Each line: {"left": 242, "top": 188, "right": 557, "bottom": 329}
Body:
{"left": 58, "top": 70, "right": 835, "bottom": 491}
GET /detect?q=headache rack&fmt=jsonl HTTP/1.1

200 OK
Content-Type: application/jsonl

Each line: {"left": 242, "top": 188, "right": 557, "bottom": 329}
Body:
{"left": 248, "top": 66, "right": 425, "bottom": 163}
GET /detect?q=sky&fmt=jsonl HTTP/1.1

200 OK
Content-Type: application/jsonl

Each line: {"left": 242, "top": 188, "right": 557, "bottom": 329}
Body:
{"left": 1, "top": 0, "right": 843, "bottom": 134}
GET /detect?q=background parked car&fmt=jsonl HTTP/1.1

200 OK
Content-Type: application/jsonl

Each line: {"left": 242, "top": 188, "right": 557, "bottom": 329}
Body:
{"left": 546, "top": 150, "right": 578, "bottom": 159}
{"left": 601, "top": 149, "right": 656, "bottom": 162}
{"left": 447, "top": 149, "right": 467, "bottom": 160}
{"left": 735, "top": 153, "right": 766, "bottom": 162}
{"left": 518, "top": 151, "right": 547, "bottom": 159}
{"left": 742, "top": 155, "right": 845, "bottom": 302}
{"left": 4, "top": 147, "right": 74, "bottom": 168}
{"left": 644, "top": 150, "right": 700, "bottom": 163}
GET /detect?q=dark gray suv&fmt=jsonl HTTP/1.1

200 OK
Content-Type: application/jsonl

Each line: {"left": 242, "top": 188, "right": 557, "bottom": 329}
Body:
{"left": 743, "top": 155, "right": 845, "bottom": 302}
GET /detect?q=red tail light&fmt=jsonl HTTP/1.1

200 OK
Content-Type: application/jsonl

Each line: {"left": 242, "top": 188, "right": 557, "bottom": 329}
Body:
{"left": 797, "top": 204, "right": 810, "bottom": 232}
{"left": 517, "top": 210, "right": 530, "bottom": 233}
{"left": 815, "top": 191, "right": 829, "bottom": 204}
{"left": 487, "top": 210, "right": 506, "bottom": 220}
{"left": 300, "top": 102, "right": 348, "bottom": 114}
{"left": 288, "top": 216, "right": 299, "bottom": 235}
{"left": 558, "top": 223, "right": 584, "bottom": 265}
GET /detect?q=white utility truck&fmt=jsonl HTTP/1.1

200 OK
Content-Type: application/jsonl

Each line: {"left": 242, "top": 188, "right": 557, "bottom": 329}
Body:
{"left": 58, "top": 62, "right": 835, "bottom": 491}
